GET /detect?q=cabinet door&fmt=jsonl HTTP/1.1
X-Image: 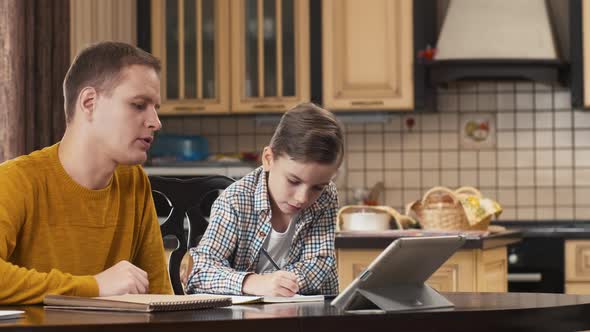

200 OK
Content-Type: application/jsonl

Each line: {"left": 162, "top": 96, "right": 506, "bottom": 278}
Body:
{"left": 231, "top": 0, "right": 310, "bottom": 113}
{"left": 565, "top": 240, "right": 590, "bottom": 281}
{"left": 322, "top": 0, "right": 413, "bottom": 111}
{"left": 152, "top": 0, "right": 230, "bottom": 114}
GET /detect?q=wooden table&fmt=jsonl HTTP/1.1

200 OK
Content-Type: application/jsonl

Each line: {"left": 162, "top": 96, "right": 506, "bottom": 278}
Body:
{"left": 2, "top": 292, "right": 590, "bottom": 332}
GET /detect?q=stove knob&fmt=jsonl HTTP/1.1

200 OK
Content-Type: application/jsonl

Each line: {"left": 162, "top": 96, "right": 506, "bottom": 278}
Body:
{"left": 508, "top": 253, "right": 518, "bottom": 264}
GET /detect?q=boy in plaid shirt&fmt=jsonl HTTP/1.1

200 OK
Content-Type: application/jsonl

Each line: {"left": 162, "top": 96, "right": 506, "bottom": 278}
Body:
{"left": 186, "top": 103, "right": 344, "bottom": 296}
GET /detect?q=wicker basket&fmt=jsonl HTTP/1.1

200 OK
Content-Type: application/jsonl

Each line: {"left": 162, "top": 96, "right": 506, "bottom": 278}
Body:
{"left": 406, "top": 186, "right": 491, "bottom": 231}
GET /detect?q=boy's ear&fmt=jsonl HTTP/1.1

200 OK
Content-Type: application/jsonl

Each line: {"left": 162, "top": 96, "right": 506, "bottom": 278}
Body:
{"left": 78, "top": 87, "right": 97, "bottom": 120}
{"left": 261, "top": 146, "right": 273, "bottom": 171}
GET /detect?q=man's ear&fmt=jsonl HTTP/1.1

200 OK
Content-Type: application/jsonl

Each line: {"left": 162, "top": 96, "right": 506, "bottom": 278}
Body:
{"left": 261, "top": 146, "right": 274, "bottom": 172}
{"left": 78, "top": 87, "right": 97, "bottom": 120}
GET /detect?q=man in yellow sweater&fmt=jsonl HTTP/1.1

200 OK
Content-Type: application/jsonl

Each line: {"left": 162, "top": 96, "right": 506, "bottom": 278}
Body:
{"left": 0, "top": 42, "right": 172, "bottom": 304}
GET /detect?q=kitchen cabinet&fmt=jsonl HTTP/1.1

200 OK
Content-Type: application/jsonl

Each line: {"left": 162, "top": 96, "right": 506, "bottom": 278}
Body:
{"left": 321, "top": 0, "right": 414, "bottom": 111}
{"left": 565, "top": 240, "right": 590, "bottom": 294}
{"left": 337, "top": 246, "right": 507, "bottom": 292}
{"left": 151, "top": 0, "right": 309, "bottom": 115}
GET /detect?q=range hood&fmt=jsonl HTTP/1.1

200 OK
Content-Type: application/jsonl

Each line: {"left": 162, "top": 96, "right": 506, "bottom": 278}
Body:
{"left": 429, "top": 0, "right": 569, "bottom": 85}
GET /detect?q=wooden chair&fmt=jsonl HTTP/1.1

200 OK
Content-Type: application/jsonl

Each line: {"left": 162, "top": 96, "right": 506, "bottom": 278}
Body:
{"left": 149, "top": 175, "right": 234, "bottom": 295}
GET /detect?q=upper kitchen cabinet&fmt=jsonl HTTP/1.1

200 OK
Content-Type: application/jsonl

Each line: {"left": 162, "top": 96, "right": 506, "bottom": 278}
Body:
{"left": 322, "top": 0, "right": 414, "bottom": 111}
{"left": 231, "top": 0, "right": 310, "bottom": 113}
{"left": 151, "top": 0, "right": 230, "bottom": 114}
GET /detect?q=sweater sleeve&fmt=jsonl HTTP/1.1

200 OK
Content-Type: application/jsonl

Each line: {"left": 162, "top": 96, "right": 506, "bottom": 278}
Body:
{"left": 132, "top": 169, "right": 173, "bottom": 295}
{"left": 0, "top": 167, "right": 99, "bottom": 305}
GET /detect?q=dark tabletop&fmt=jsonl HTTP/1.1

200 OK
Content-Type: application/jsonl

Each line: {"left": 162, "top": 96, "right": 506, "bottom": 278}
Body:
{"left": 2, "top": 292, "right": 590, "bottom": 332}
{"left": 335, "top": 230, "right": 522, "bottom": 250}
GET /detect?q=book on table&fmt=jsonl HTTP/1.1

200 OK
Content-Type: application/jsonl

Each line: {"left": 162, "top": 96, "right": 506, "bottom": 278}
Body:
{"left": 0, "top": 310, "right": 24, "bottom": 320}
{"left": 192, "top": 294, "right": 325, "bottom": 305}
{"left": 43, "top": 294, "right": 232, "bottom": 312}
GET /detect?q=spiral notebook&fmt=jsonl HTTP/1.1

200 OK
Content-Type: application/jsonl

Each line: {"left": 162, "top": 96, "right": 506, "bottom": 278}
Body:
{"left": 43, "top": 294, "right": 232, "bottom": 312}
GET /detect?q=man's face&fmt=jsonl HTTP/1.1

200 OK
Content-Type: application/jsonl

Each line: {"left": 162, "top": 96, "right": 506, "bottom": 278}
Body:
{"left": 90, "top": 64, "right": 161, "bottom": 165}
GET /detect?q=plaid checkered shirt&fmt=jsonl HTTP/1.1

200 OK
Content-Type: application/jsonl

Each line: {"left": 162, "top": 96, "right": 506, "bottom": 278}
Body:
{"left": 186, "top": 166, "right": 339, "bottom": 295}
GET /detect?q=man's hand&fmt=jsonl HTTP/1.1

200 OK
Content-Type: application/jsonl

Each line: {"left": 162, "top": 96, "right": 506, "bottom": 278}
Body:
{"left": 94, "top": 260, "right": 149, "bottom": 296}
{"left": 242, "top": 271, "right": 299, "bottom": 297}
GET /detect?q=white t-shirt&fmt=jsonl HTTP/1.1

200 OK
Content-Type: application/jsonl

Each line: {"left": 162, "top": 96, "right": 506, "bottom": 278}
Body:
{"left": 256, "top": 218, "right": 297, "bottom": 273}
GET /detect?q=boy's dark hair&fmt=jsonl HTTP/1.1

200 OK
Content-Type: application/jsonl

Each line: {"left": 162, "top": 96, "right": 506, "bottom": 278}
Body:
{"left": 270, "top": 103, "right": 344, "bottom": 166}
{"left": 62, "top": 41, "right": 161, "bottom": 123}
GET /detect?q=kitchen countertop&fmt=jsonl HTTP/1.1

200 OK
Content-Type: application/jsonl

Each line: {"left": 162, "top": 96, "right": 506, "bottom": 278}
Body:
{"left": 494, "top": 221, "right": 590, "bottom": 238}
{"left": 335, "top": 230, "right": 522, "bottom": 250}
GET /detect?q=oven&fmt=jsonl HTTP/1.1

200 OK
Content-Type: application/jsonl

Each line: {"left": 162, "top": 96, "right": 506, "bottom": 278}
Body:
{"left": 507, "top": 236, "right": 564, "bottom": 293}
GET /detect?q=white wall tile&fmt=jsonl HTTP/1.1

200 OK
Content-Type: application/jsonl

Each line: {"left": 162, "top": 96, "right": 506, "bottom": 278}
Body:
{"left": 421, "top": 114, "right": 440, "bottom": 131}
{"left": 516, "top": 93, "right": 534, "bottom": 110}
{"left": 574, "top": 111, "right": 590, "bottom": 128}
{"left": 555, "top": 149, "right": 573, "bottom": 167}
{"left": 535, "top": 93, "right": 553, "bottom": 111}
{"left": 422, "top": 171, "right": 440, "bottom": 188}
{"left": 517, "top": 188, "right": 535, "bottom": 206}
{"left": 384, "top": 151, "right": 403, "bottom": 169}
{"left": 437, "top": 93, "right": 459, "bottom": 112}
{"left": 385, "top": 190, "right": 403, "bottom": 208}
{"left": 497, "top": 93, "right": 515, "bottom": 111}
{"left": 535, "top": 150, "right": 554, "bottom": 167}
{"left": 237, "top": 135, "right": 255, "bottom": 152}
{"left": 422, "top": 151, "right": 441, "bottom": 169}
{"left": 516, "top": 112, "right": 534, "bottom": 129}
{"left": 440, "top": 133, "right": 459, "bottom": 150}
{"left": 460, "top": 151, "right": 478, "bottom": 169}
{"left": 497, "top": 112, "right": 515, "bottom": 130}
{"left": 535, "top": 169, "right": 554, "bottom": 187}
{"left": 554, "top": 111, "right": 572, "bottom": 129}
{"left": 440, "top": 113, "right": 459, "bottom": 130}
{"left": 554, "top": 91, "right": 571, "bottom": 109}
{"left": 441, "top": 151, "right": 459, "bottom": 168}
{"left": 403, "top": 171, "right": 421, "bottom": 188}
{"left": 536, "top": 188, "right": 555, "bottom": 206}
{"left": 575, "top": 150, "right": 590, "bottom": 167}
{"left": 385, "top": 171, "right": 403, "bottom": 188}
{"left": 575, "top": 188, "right": 590, "bottom": 206}
{"left": 535, "top": 112, "right": 553, "bottom": 128}
{"left": 421, "top": 133, "right": 440, "bottom": 150}
{"left": 498, "top": 132, "right": 516, "bottom": 148}
{"left": 347, "top": 171, "right": 365, "bottom": 188}
{"left": 347, "top": 133, "right": 364, "bottom": 151}
{"left": 459, "top": 170, "right": 478, "bottom": 187}
{"left": 575, "top": 208, "right": 590, "bottom": 220}
{"left": 555, "top": 168, "right": 573, "bottom": 186}
{"left": 574, "top": 130, "right": 590, "bottom": 148}
{"left": 500, "top": 208, "right": 516, "bottom": 220}
{"left": 555, "top": 207, "right": 574, "bottom": 219}
{"left": 535, "top": 131, "right": 554, "bottom": 148}
{"left": 517, "top": 208, "right": 536, "bottom": 220}
{"left": 498, "top": 170, "right": 516, "bottom": 186}
{"left": 555, "top": 188, "right": 574, "bottom": 205}
{"left": 460, "top": 94, "right": 477, "bottom": 111}
{"left": 403, "top": 152, "right": 421, "bottom": 169}
{"left": 366, "top": 172, "right": 384, "bottom": 188}
{"left": 201, "top": 118, "right": 219, "bottom": 134}
{"left": 237, "top": 117, "right": 255, "bottom": 133}
{"left": 479, "top": 151, "right": 497, "bottom": 168}
{"left": 516, "top": 131, "right": 534, "bottom": 148}
{"left": 384, "top": 132, "right": 402, "bottom": 150}
{"left": 477, "top": 94, "right": 497, "bottom": 111}
{"left": 497, "top": 189, "right": 516, "bottom": 205}
{"left": 219, "top": 118, "right": 237, "bottom": 134}
{"left": 516, "top": 150, "right": 534, "bottom": 168}
{"left": 347, "top": 152, "right": 365, "bottom": 170}
{"left": 365, "top": 133, "right": 383, "bottom": 151}
{"left": 402, "top": 133, "right": 421, "bottom": 150}
{"left": 366, "top": 152, "right": 384, "bottom": 170}
{"left": 479, "top": 170, "right": 497, "bottom": 187}
{"left": 517, "top": 169, "right": 535, "bottom": 186}
{"left": 536, "top": 208, "right": 555, "bottom": 220}
{"left": 387, "top": 116, "right": 403, "bottom": 132}
{"left": 497, "top": 150, "right": 516, "bottom": 168}
{"left": 441, "top": 170, "right": 459, "bottom": 187}
{"left": 575, "top": 169, "right": 590, "bottom": 186}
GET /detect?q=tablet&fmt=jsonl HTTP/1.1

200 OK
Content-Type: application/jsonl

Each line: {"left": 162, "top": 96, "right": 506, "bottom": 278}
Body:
{"left": 331, "top": 235, "right": 466, "bottom": 312}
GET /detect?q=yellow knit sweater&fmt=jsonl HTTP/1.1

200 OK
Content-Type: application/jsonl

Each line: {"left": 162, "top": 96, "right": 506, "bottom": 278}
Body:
{"left": 0, "top": 144, "right": 172, "bottom": 304}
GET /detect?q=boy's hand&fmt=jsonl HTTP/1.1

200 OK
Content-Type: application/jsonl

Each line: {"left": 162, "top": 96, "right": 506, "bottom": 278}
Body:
{"left": 242, "top": 271, "right": 299, "bottom": 297}
{"left": 94, "top": 260, "right": 149, "bottom": 296}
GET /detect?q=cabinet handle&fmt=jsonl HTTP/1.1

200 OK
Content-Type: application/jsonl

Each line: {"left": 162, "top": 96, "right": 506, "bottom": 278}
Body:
{"left": 350, "top": 100, "right": 385, "bottom": 106}
{"left": 174, "top": 106, "right": 205, "bottom": 112}
{"left": 253, "top": 104, "right": 286, "bottom": 109}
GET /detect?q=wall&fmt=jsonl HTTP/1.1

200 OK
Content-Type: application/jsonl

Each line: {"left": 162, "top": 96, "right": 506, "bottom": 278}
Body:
{"left": 160, "top": 80, "right": 590, "bottom": 221}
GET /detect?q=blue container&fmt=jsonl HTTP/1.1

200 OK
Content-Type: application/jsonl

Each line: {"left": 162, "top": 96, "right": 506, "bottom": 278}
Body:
{"left": 150, "top": 134, "right": 209, "bottom": 161}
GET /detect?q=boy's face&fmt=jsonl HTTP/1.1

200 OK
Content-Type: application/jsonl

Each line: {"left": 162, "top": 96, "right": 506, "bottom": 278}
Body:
{"left": 262, "top": 147, "right": 339, "bottom": 218}
{"left": 88, "top": 64, "right": 161, "bottom": 165}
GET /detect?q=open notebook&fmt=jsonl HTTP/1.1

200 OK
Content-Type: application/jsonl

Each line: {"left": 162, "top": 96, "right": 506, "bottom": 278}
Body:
{"left": 43, "top": 294, "right": 232, "bottom": 312}
{"left": 0, "top": 310, "right": 24, "bottom": 320}
{"left": 194, "top": 294, "right": 325, "bottom": 305}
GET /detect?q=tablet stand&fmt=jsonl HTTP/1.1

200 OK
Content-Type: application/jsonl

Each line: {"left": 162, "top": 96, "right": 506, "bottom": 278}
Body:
{"left": 346, "top": 284, "right": 454, "bottom": 312}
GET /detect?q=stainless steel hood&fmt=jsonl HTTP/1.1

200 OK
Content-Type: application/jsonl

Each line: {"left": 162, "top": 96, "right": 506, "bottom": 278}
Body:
{"left": 429, "top": 0, "right": 569, "bottom": 85}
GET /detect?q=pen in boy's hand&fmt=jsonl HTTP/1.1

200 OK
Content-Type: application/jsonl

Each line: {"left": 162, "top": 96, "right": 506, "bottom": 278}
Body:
{"left": 260, "top": 248, "right": 281, "bottom": 271}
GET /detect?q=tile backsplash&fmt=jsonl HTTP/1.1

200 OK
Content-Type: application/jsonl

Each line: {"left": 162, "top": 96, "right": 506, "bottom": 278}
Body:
{"left": 160, "top": 81, "right": 590, "bottom": 222}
